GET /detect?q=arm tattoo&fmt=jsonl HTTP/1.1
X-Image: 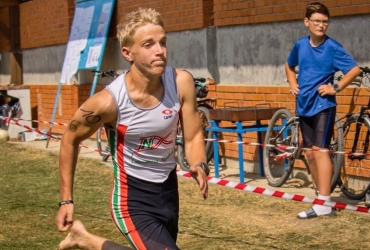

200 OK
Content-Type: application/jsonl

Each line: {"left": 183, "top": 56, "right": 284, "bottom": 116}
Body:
{"left": 80, "top": 109, "right": 101, "bottom": 123}
{"left": 69, "top": 120, "right": 80, "bottom": 132}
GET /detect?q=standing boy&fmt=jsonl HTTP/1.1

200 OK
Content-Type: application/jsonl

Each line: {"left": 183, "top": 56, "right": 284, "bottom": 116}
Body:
{"left": 285, "top": 2, "right": 360, "bottom": 219}
{"left": 56, "top": 7, "right": 209, "bottom": 249}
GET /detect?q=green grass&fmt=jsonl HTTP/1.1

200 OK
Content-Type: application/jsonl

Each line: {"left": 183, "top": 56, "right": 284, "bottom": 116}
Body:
{"left": 1, "top": 141, "right": 370, "bottom": 250}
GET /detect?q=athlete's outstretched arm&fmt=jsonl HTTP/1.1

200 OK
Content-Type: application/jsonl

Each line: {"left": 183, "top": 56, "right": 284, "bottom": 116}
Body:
{"left": 56, "top": 90, "right": 117, "bottom": 232}
{"left": 176, "top": 69, "right": 208, "bottom": 199}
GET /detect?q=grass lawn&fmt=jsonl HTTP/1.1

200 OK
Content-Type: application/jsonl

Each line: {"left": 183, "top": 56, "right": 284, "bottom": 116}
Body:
{"left": 1, "top": 141, "right": 369, "bottom": 250}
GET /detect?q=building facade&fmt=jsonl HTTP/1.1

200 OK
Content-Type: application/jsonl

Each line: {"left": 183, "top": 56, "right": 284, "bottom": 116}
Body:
{"left": 0, "top": 0, "right": 370, "bottom": 172}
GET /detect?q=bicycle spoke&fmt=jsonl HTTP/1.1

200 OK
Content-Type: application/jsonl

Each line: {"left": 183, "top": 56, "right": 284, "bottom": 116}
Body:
{"left": 263, "top": 109, "right": 295, "bottom": 187}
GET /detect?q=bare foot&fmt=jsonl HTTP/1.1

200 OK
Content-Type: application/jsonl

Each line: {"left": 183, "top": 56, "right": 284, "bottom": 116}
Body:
{"left": 58, "top": 220, "right": 87, "bottom": 250}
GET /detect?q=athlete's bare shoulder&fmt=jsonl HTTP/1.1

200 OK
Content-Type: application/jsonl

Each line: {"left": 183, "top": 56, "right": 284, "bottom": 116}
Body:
{"left": 79, "top": 89, "right": 117, "bottom": 125}
{"left": 175, "top": 68, "right": 193, "bottom": 84}
{"left": 174, "top": 68, "right": 196, "bottom": 106}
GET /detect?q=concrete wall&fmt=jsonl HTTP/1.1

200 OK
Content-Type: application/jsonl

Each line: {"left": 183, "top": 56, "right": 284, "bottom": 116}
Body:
{"left": 214, "top": 14, "right": 370, "bottom": 85}
{"left": 1, "top": 14, "right": 369, "bottom": 86}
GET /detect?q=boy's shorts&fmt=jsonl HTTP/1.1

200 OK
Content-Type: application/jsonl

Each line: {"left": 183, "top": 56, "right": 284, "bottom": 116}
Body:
{"left": 299, "top": 107, "right": 336, "bottom": 148}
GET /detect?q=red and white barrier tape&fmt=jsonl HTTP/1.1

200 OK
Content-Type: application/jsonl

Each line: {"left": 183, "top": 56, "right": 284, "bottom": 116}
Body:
{"left": 0, "top": 116, "right": 68, "bottom": 126}
{"left": 6, "top": 119, "right": 110, "bottom": 156}
{"left": 176, "top": 170, "right": 370, "bottom": 214}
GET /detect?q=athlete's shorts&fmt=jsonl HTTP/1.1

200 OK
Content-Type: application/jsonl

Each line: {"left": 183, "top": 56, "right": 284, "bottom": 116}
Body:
{"left": 110, "top": 168, "right": 180, "bottom": 250}
{"left": 299, "top": 107, "right": 336, "bottom": 148}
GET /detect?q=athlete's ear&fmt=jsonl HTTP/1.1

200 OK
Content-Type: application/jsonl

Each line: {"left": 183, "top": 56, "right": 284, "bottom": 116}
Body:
{"left": 121, "top": 46, "right": 133, "bottom": 63}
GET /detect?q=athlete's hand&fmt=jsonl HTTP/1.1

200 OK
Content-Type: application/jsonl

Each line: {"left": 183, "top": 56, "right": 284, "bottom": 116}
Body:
{"left": 56, "top": 203, "right": 74, "bottom": 232}
{"left": 317, "top": 83, "right": 336, "bottom": 96}
{"left": 189, "top": 166, "right": 209, "bottom": 199}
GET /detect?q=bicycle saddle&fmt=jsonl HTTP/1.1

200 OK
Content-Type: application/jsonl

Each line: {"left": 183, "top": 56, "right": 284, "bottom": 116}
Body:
{"left": 194, "top": 77, "right": 206, "bottom": 83}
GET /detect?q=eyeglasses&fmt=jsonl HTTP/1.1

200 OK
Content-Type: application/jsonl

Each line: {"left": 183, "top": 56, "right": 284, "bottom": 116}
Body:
{"left": 309, "top": 19, "right": 330, "bottom": 26}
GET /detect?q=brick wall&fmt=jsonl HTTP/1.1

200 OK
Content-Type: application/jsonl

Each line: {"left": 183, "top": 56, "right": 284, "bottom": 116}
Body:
{"left": 19, "top": 0, "right": 74, "bottom": 49}
{"left": 213, "top": 0, "right": 370, "bottom": 26}
{"left": 29, "top": 84, "right": 105, "bottom": 135}
{"left": 13, "top": 0, "right": 214, "bottom": 50}
{"left": 115, "top": 0, "right": 213, "bottom": 33}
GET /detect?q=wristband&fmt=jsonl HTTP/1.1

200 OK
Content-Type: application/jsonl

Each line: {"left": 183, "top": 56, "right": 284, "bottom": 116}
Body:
{"left": 59, "top": 200, "right": 74, "bottom": 207}
{"left": 194, "top": 162, "right": 210, "bottom": 176}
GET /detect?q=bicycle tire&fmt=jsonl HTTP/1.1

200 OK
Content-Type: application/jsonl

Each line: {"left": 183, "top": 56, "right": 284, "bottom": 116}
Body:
{"left": 97, "top": 125, "right": 110, "bottom": 161}
{"left": 263, "top": 109, "right": 296, "bottom": 187}
{"left": 198, "top": 106, "right": 214, "bottom": 161}
{"left": 176, "top": 128, "right": 188, "bottom": 171}
{"left": 337, "top": 116, "right": 370, "bottom": 200}
{"left": 96, "top": 126, "right": 107, "bottom": 156}
{"left": 329, "top": 116, "right": 344, "bottom": 192}
{"left": 177, "top": 106, "right": 213, "bottom": 171}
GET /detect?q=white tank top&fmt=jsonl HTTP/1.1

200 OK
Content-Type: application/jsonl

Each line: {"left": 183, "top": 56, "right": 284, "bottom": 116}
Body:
{"left": 105, "top": 66, "right": 180, "bottom": 183}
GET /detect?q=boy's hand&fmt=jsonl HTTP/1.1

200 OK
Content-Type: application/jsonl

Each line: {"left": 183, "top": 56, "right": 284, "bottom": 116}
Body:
{"left": 289, "top": 85, "right": 299, "bottom": 96}
{"left": 317, "top": 83, "right": 336, "bottom": 96}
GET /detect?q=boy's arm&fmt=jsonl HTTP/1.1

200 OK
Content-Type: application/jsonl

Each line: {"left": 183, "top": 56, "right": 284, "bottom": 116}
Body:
{"left": 317, "top": 66, "right": 361, "bottom": 96}
{"left": 285, "top": 62, "right": 299, "bottom": 96}
{"left": 335, "top": 66, "right": 361, "bottom": 92}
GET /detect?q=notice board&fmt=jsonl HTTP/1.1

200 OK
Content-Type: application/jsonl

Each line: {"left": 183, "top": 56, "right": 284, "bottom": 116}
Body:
{"left": 59, "top": 0, "right": 115, "bottom": 85}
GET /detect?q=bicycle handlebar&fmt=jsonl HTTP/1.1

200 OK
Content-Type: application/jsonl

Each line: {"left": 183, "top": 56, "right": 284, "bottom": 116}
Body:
{"left": 91, "top": 69, "right": 119, "bottom": 78}
{"left": 360, "top": 66, "right": 370, "bottom": 74}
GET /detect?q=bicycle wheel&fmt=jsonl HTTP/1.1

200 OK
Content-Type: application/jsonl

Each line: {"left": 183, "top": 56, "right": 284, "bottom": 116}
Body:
{"left": 198, "top": 106, "right": 214, "bottom": 161}
{"left": 263, "top": 109, "right": 296, "bottom": 187}
{"left": 97, "top": 125, "right": 109, "bottom": 159}
{"left": 337, "top": 116, "right": 370, "bottom": 200}
{"left": 329, "top": 116, "right": 344, "bottom": 192}
{"left": 176, "top": 127, "right": 188, "bottom": 171}
{"left": 177, "top": 106, "right": 213, "bottom": 171}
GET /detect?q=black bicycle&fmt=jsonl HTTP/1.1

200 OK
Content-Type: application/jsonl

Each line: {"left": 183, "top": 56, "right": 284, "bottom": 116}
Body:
{"left": 263, "top": 108, "right": 343, "bottom": 193}
{"left": 336, "top": 66, "right": 370, "bottom": 200}
{"left": 263, "top": 72, "right": 345, "bottom": 192}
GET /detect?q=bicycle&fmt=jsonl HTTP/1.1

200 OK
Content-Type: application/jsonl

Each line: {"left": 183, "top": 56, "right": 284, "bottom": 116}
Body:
{"left": 336, "top": 66, "right": 370, "bottom": 200}
{"left": 176, "top": 77, "right": 215, "bottom": 171}
{"left": 92, "top": 69, "right": 119, "bottom": 162}
{"left": 263, "top": 87, "right": 344, "bottom": 193}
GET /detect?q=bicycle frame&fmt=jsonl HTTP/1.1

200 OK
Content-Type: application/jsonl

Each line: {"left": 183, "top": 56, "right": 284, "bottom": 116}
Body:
{"left": 272, "top": 116, "right": 305, "bottom": 170}
{"left": 345, "top": 67, "right": 370, "bottom": 160}
{"left": 349, "top": 106, "right": 370, "bottom": 161}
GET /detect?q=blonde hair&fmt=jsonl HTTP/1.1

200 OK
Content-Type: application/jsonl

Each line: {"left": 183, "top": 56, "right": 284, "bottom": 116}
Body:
{"left": 117, "top": 8, "right": 164, "bottom": 48}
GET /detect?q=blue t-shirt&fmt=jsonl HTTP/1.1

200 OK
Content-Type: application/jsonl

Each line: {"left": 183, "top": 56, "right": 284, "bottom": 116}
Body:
{"left": 287, "top": 36, "right": 357, "bottom": 117}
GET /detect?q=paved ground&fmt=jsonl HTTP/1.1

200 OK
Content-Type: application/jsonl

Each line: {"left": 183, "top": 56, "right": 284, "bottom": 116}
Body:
{"left": 8, "top": 137, "right": 367, "bottom": 207}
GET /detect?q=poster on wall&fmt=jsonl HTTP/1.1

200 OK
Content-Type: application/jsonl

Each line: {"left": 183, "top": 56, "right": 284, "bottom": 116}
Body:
{"left": 59, "top": 5, "right": 94, "bottom": 84}
{"left": 59, "top": 0, "right": 115, "bottom": 85}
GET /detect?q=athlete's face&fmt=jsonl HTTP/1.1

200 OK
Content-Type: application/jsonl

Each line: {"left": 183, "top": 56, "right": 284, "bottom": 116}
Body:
{"left": 304, "top": 13, "right": 329, "bottom": 38}
{"left": 122, "top": 23, "right": 167, "bottom": 77}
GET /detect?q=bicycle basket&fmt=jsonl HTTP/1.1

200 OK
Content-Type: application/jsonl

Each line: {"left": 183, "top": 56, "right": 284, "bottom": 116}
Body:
{"left": 195, "top": 85, "right": 209, "bottom": 98}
